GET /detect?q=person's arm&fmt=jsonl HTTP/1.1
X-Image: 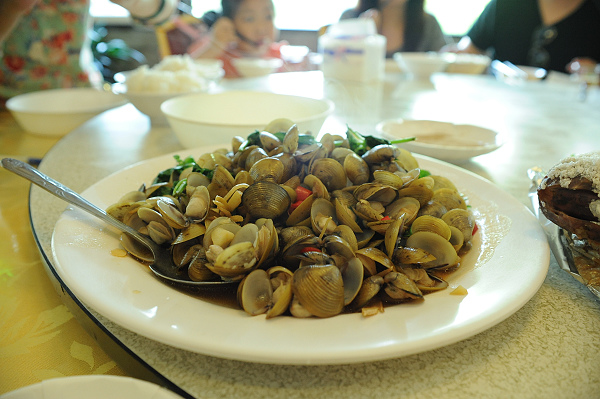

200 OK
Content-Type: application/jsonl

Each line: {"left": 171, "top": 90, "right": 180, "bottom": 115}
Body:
{"left": 440, "top": 36, "right": 485, "bottom": 54}
{"left": 440, "top": 0, "right": 496, "bottom": 55}
{"left": 463, "top": 0, "right": 497, "bottom": 53}
{"left": 340, "top": 8, "right": 359, "bottom": 20}
{"left": 0, "top": 0, "right": 39, "bottom": 45}
{"left": 110, "top": 0, "right": 178, "bottom": 25}
{"left": 191, "top": 17, "right": 239, "bottom": 59}
{"left": 421, "top": 13, "right": 450, "bottom": 52}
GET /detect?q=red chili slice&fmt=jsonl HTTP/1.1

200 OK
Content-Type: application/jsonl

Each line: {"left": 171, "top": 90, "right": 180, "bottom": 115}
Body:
{"left": 295, "top": 186, "right": 312, "bottom": 202}
{"left": 289, "top": 200, "right": 303, "bottom": 213}
{"left": 302, "top": 247, "right": 321, "bottom": 253}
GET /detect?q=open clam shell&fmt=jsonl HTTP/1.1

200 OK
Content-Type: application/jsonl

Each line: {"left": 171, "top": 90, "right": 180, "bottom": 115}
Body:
{"left": 242, "top": 181, "right": 291, "bottom": 220}
{"left": 405, "top": 231, "right": 459, "bottom": 270}
{"left": 292, "top": 265, "right": 345, "bottom": 318}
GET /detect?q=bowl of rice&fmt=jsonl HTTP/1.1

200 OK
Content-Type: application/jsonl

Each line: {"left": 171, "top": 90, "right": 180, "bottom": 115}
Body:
{"left": 113, "top": 55, "right": 224, "bottom": 125}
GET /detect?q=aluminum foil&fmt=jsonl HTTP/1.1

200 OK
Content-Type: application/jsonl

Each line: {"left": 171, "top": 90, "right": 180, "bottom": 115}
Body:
{"left": 528, "top": 167, "right": 600, "bottom": 298}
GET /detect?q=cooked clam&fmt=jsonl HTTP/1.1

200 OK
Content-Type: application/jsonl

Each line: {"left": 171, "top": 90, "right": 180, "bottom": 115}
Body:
{"left": 405, "top": 231, "right": 459, "bottom": 270}
{"left": 351, "top": 275, "right": 384, "bottom": 309}
{"left": 206, "top": 241, "right": 258, "bottom": 278}
{"left": 411, "top": 215, "right": 452, "bottom": 240}
{"left": 442, "top": 208, "right": 475, "bottom": 243}
{"left": 248, "top": 157, "right": 285, "bottom": 183}
{"left": 106, "top": 119, "right": 477, "bottom": 319}
{"left": 382, "top": 271, "right": 423, "bottom": 302}
{"left": 311, "top": 198, "right": 338, "bottom": 235}
{"left": 242, "top": 181, "right": 291, "bottom": 220}
{"left": 431, "top": 188, "right": 468, "bottom": 211}
{"left": 266, "top": 266, "right": 294, "bottom": 318}
{"left": 292, "top": 265, "right": 345, "bottom": 318}
{"left": 238, "top": 269, "right": 273, "bottom": 316}
{"left": 344, "top": 153, "right": 370, "bottom": 185}
{"left": 309, "top": 158, "right": 347, "bottom": 191}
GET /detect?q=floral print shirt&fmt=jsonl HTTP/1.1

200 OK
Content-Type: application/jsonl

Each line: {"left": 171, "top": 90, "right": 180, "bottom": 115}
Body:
{"left": 0, "top": 0, "right": 98, "bottom": 101}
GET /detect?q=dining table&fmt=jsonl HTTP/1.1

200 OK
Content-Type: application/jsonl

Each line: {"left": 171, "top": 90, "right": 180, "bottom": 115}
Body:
{"left": 1, "top": 69, "right": 600, "bottom": 399}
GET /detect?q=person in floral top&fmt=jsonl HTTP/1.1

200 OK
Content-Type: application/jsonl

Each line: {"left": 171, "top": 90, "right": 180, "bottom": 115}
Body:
{"left": 0, "top": 0, "right": 178, "bottom": 104}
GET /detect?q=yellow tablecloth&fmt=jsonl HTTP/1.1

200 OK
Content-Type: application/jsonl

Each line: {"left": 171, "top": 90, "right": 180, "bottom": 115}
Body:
{"left": 0, "top": 110, "right": 128, "bottom": 394}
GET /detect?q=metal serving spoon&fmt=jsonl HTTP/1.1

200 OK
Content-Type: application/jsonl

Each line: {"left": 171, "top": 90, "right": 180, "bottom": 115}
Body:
{"left": 1, "top": 158, "right": 234, "bottom": 287}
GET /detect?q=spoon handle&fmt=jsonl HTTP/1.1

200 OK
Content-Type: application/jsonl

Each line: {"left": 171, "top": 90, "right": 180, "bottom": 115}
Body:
{"left": 1, "top": 157, "right": 152, "bottom": 246}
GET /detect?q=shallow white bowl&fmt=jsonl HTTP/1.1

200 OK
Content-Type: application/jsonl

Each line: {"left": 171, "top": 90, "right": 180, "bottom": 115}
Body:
{"left": 444, "top": 53, "right": 492, "bottom": 75}
{"left": 393, "top": 52, "right": 449, "bottom": 80}
{"left": 232, "top": 57, "right": 283, "bottom": 77}
{"left": 161, "top": 90, "right": 334, "bottom": 147}
{"left": 1, "top": 375, "right": 182, "bottom": 399}
{"left": 376, "top": 119, "right": 502, "bottom": 161}
{"left": 6, "top": 88, "right": 126, "bottom": 136}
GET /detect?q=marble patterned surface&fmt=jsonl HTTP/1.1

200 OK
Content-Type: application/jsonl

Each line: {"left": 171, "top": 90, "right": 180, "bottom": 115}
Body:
{"left": 28, "top": 72, "right": 600, "bottom": 398}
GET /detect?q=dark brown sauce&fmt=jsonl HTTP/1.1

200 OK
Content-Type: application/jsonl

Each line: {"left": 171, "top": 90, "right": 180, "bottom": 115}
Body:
{"left": 132, "top": 240, "right": 474, "bottom": 317}
{"left": 169, "top": 282, "right": 241, "bottom": 309}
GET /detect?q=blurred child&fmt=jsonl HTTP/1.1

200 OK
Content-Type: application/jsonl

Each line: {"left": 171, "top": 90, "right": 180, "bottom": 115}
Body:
{"left": 192, "top": 0, "right": 287, "bottom": 78}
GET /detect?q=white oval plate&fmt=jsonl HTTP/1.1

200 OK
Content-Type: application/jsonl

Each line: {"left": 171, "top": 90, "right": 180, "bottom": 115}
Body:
{"left": 376, "top": 119, "right": 502, "bottom": 161}
{"left": 51, "top": 148, "right": 549, "bottom": 365}
{"left": 0, "top": 376, "right": 182, "bottom": 399}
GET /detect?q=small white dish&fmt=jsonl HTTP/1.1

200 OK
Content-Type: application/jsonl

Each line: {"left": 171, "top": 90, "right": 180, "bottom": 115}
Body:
{"left": 6, "top": 88, "right": 126, "bottom": 136}
{"left": 393, "top": 52, "right": 449, "bottom": 80}
{"left": 376, "top": 119, "right": 502, "bottom": 161}
{"left": 0, "top": 375, "right": 183, "bottom": 399}
{"left": 232, "top": 57, "right": 283, "bottom": 77}
{"left": 443, "top": 53, "right": 492, "bottom": 75}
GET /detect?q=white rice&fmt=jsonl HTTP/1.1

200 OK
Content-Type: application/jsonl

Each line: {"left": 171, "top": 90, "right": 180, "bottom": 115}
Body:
{"left": 125, "top": 55, "right": 223, "bottom": 94}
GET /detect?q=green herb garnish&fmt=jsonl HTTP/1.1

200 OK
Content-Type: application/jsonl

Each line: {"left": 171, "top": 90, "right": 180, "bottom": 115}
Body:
{"left": 151, "top": 155, "right": 213, "bottom": 197}
{"left": 346, "top": 125, "right": 416, "bottom": 156}
{"left": 418, "top": 169, "right": 431, "bottom": 178}
{"left": 244, "top": 130, "right": 262, "bottom": 148}
{"left": 273, "top": 131, "right": 316, "bottom": 146}
{"left": 172, "top": 178, "right": 188, "bottom": 197}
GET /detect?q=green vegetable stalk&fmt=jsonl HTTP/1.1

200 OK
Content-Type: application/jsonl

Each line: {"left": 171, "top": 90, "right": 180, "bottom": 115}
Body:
{"left": 345, "top": 126, "right": 416, "bottom": 156}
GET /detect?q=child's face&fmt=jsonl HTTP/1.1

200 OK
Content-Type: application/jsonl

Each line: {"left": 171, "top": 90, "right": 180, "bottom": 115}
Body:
{"left": 233, "top": 0, "right": 276, "bottom": 54}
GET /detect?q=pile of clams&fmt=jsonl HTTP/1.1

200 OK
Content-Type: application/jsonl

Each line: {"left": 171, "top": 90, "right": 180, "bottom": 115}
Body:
{"left": 107, "top": 119, "right": 476, "bottom": 318}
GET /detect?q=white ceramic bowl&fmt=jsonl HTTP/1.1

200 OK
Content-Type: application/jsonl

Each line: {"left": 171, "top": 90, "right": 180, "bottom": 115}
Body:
{"left": 113, "top": 86, "right": 181, "bottom": 126}
{"left": 161, "top": 90, "right": 334, "bottom": 147}
{"left": 6, "top": 88, "right": 126, "bottom": 136}
{"left": 232, "top": 57, "right": 283, "bottom": 77}
{"left": 444, "top": 53, "right": 492, "bottom": 75}
{"left": 113, "top": 61, "right": 224, "bottom": 125}
{"left": 376, "top": 119, "right": 502, "bottom": 162}
{"left": 393, "top": 52, "right": 449, "bottom": 79}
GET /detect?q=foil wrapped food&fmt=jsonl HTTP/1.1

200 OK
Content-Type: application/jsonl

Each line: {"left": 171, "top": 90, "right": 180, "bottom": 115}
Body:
{"left": 529, "top": 164, "right": 600, "bottom": 299}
